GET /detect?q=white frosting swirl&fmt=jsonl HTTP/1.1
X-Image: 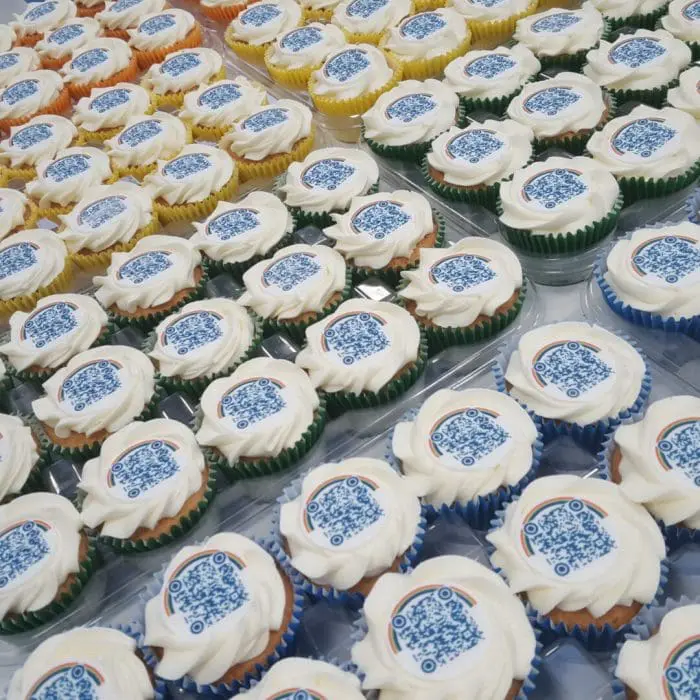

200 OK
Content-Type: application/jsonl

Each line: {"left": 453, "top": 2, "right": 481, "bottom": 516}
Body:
{"left": 268, "top": 23, "right": 346, "bottom": 70}
{"left": 280, "top": 458, "right": 423, "bottom": 590}
{"left": 61, "top": 38, "right": 133, "bottom": 86}
{"left": 362, "top": 79, "right": 460, "bottom": 147}
{"left": 179, "top": 78, "right": 267, "bottom": 129}
{"left": 448, "top": 0, "right": 532, "bottom": 21}
{"left": 149, "top": 298, "right": 256, "bottom": 380}
{"left": 128, "top": 9, "right": 196, "bottom": 51}
{"left": 583, "top": 29, "right": 691, "bottom": 90}
{"left": 399, "top": 237, "right": 523, "bottom": 327}
{"left": 8, "top": 627, "right": 154, "bottom": 700}
{"left": 228, "top": 0, "right": 302, "bottom": 45}
{"left": 332, "top": 0, "right": 412, "bottom": 34}
{"left": 382, "top": 9, "right": 468, "bottom": 59}
{"left": 0, "top": 188, "right": 30, "bottom": 240}
{"left": 0, "top": 293, "right": 107, "bottom": 371}
{"left": 296, "top": 299, "right": 421, "bottom": 395}
{"left": 427, "top": 119, "right": 533, "bottom": 187}
{"left": 0, "top": 49, "right": 40, "bottom": 87}
{"left": 590, "top": 0, "right": 668, "bottom": 19}
{"left": 221, "top": 99, "right": 313, "bottom": 162}
{"left": 0, "top": 115, "right": 76, "bottom": 168}
{"left": 197, "top": 358, "right": 320, "bottom": 462}
{"left": 280, "top": 147, "right": 379, "bottom": 213}
{"left": 662, "top": 0, "right": 700, "bottom": 41}
{"left": 144, "top": 533, "right": 287, "bottom": 685}
{"left": 0, "top": 25, "right": 15, "bottom": 52}
{"left": 11, "top": 0, "right": 77, "bottom": 38}
{"left": 73, "top": 83, "right": 151, "bottom": 133}
{"left": 80, "top": 419, "right": 207, "bottom": 538}
{"left": 94, "top": 235, "right": 201, "bottom": 313}
{"left": 0, "top": 229, "right": 67, "bottom": 300}
{"left": 667, "top": 66, "right": 700, "bottom": 119}
{"left": 36, "top": 18, "right": 101, "bottom": 60}
{"left": 504, "top": 321, "right": 646, "bottom": 424}
{"left": 0, "top": 415, "right": 39, "bottom": 502}
{"left": 487, "top": 475, "right": 665, "bottom": 617}
{"left": 142, "top": 48, "right": 222, "bottom": 95}
{"left": 143, "top": 144, "right": 234, "bottom": 205}
{"left": 32, "top": 345, "right": 156, "bottom": 437}
{"left": 0, "top": 70, "right": 64, "bottom": 121}
{"left": 97, "top": 0, "right": 167, "bottom": 30}
{"left": 352, "top": 556, "right": 537, "bottom": 700}
{"left": 586, "top": 105, "right": 700, "bottom": 179}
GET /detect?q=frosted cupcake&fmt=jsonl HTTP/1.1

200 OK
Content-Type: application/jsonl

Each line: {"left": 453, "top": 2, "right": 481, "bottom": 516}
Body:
{"left": 35, "top": 17, "right": 101, "bottom": 70}
{"left": 448, "top": 0, "right": 537, "bottom": 43}
{"left": 128, "top": 9, "right": 202, "bottom": 70}
{"left": 443, "top": 45, "right": 540, "bottom": 115}
{"left": 0, "top": 190, "right": 36, "bottom": 241}
{"left": 667, "top": 65, "right": 700, "bottom": 119}
{"left": 75, "top": 0, "right": 108, "bottom": 18}
{"left": 148, "top": 298, "right": 261, "bottom": 395}
{"left": 0, "top": 415, "right": 41, "bottom": 501}
{"left": 79, "top": 418, "right": 214, "bottom": 550}
{"left": 97, "top": 0, "right": 167, "bottom": 41}
{"left": 332, "top": 0, "right": 413, "bottom": 44}
{"left": 662, "top": 0, "right": 700, "bottom": 57}
{"left": 398, "top": 237, "right": 525, "bottom": 351}
{"left": 300, "top": 0, "right": 344, "bottom": 22}
{"left": 590, "top": 0, "right": 669, "bottom": 29}
{"left": 0, "top": 70, "right": 70, "bottom": 133}
{"left": 0, "top": 48, "right": 40, "bottom": 86}
{"left": 10, "top": 0, "right": 77, "bottom": 48}
{"left": 361, "top": 78, "right": 462, "bottom": 162}
{"left": 200, "top": 0, "right": 249, "bottom": 23}
{"left": 196, "top": 357, "right": 324, "bottom": 477}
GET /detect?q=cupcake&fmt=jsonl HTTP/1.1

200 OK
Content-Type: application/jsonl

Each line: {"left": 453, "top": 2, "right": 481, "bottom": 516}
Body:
{"left": 0, "top": 493, "right": 96, "bottom": 633}
{"left": 97, "top": 0, "right": 167, "bottom": 41}
{"left": 278, "top": 146, "right": 380, "bottom": 226}
{"left": 295, "top": 298, "right": 426, "bottom": 414}
{"left": 498, "top": 155, "right": 622, "bottom": 254}
{"left": 0, "top": 26, "right": 15, "bottom": 53}
{"left": 332, "top": 0, "right": 413, "bottom": 44}
{"left": 0, "top": 415, "right": 41, "bottom": 501}
{"left": 225, "top": 0, "right": 303, "bottom": 63}
{"left": 583, "top": 28, "right": 691, "bottom": 106}
{"left": 32, "top": 345, "right": 158, "bottom": 458}
{"left": 105, "top": 111, "right": 190, "bottom": 181}
{"left": 190, "top": 191, "right": 295, "bottom": 277}
{"left": 323, "top": 189, "right": 444, "bottom": 283}
{"left": 300, "top": 0, "right": 344, "bottom": 22}
{"left": 10, "top": 0, "right": 77, "bottom": 48}
{"left": 423, "top": 119, "right": 534, "bottom": 209}
{"left": 93, "top": 235, "right": 205, "bottom": 329}
{"left": 143, "top": 533, "right": 302, "bottom": 695}
{"left": 277, "top": 458, "right": 424, "bottom": 602}
{"left": 586, "top": 105, "right": 700, "bottom": 203}
{"left": 361, "top": 78, "right": 462, "bottom": 162}
{"left": 220, "top": 100, "right": 315, "bottom": 182}
{"left": 507, "top": 72, "right": 613, "bottom": 154}
{"left": 239, "top": 244, "right": 350, "bottom": 340}
{"left": 142, "top": 47, "right": 225, "bottom": 109}
{"left": 443, "top": 44, "right": 541, "bottom": 115}
{"left": 200, "top": 0, "right": 250, "bottom": 23}
{"left": 487, "top": 475, "right": 666, "bottom": 644}
{"left": 148, "top": 298, "right": 261, "bottom": 395}
{"left": 0, "top": 48, "right": 41, "bottom": 86}
{"left": 662, "top": 0, "right": 700, "bottom": 57}
{"left": 179, "top": 77, "right": 267, "bottom": 141}
{"left": 197, "top": 357, "right": 324, "bottom": 478}
{"left": 79, "top": 418, "right": 214, "bottom": 550}
{"left": 513, "top": 5, "right": 607, "bottom": 71}
{"left": 0, "top": 230, "right": 71, "bottom": 314}
{"left": 128, "top": 9, "right": 202, "bottom": 71}
{"left": 7, "top": 627, "right": 165, "bottom": 699}
{"left": 380, "top": 9, "right": 471, "bottom": 80}
{"left": 352, "top": 556, "right": 539, "bottom": 697}
{"left": 0, "top": 70, "right": 70, "bottom": 133}
{"left": 264, "top": 23, "right": 347, "bottom": 90}
{"left": 448, "top": 0, "right": 536, "bottom": 43}
{"left": 0, "top": 189, "right": 37, "bottom": 239}
{"left": 496, "top": 321, "right": 649, "bottom": 443}
{"left": 667, "top": 65, "right": 700, "bottom": 119}
{"left": 35, "top": 17, "right": 101, "bottom": 70}
{"left": 590, "top": 0, "right": 669, "bottom": 29}
{"left": 61, "top": 38, "right": 138, "bottom": 100}
{"left": 596, "top": 221, "right": 700, "bottom": 336}
{"left": 398, "top": 237, "right": 525, "bottom": 351}
{"left": 0, "top": 293, "right": 109, "bottom": 382}
{"left": 76, "top": 0, "right": 108, "bottom": 18}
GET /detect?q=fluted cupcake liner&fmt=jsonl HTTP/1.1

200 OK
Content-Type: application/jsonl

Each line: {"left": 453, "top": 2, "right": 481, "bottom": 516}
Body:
{"left": 133, "top": 24, "right": 203, "bottom": 70}
{"left": 264, "top": 48, "right": 320, "bottom": 89}
{"left": 690, "top": 40, "right": 700, "bottom": 59}
{"left": 608, "top": 77, "right": 678, "bottom": 109}
{"left": 0, "top": 165, "right": 38, "bottom": 184}
{"left": 457, "top": 77, "right": 536, "bottom": 118}
{"left": 538, "top": 22, "right": 612, "bottom": 72}
{"left": 203, "top": 232, "right": 295, "bottom": 281}
{"left": 200, "top": 0, "right": 248, "bottom": 21}
{"left": 119, "top": 621, "right": 169, "bottom": 700}
{"left": 0, "top": 88, "right": 71, "bottom": 133}
{"left": 385, "top": 36, "right": 471, "bottom": 81}
{"left": 148, "top": 68, "right": 227, "bottom": 110}
{"left": 224, "top": 29, "right": 273, "bottom": 63}
{"left": 0, "top": 262, "right": 74, "bottom": 316}
{"left": 605, "top": 2, "right": 669, "bottom": 30}
{"left": 467, "top": 0, "right": 539, "bottom": 44}
{"left": 232, "top": 130, "right": 316, "bottom": 183}
{"left": 302, "top": 6, "right": 333, "bottom": 21}
{"left": 413, "top": 0, "right": 446, "bottom": 9}
{"left": 66, "top": 58, "right": 140, "bottom": 101}
{"left": 616, "top": 158, "right": 700, "bottom": 206}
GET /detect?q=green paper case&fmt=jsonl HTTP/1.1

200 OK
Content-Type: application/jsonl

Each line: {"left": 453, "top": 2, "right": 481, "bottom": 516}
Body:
{"left": 421, "top": 157, "right": 502, "bottom": 212}
{"left": 608, "top": 79, "right": 677, "bottom": 109}
{"left": 457, "top": 76, "right": 537, "bottom": 118}
{"left": 203, "top": 232, "right": 294, "bottom": 281}
{"left": 605, "top": 2, "right": 668, "bottom": 30}
{"left": 616, "top": 159, "right": 700, "bottom": 205}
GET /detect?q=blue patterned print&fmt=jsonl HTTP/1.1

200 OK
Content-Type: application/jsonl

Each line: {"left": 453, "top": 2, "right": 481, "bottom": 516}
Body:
{"left": 611, "top": 118, "right": 677, "bottom": 159}
{"left": 70, "top": 48, "right": 109, "bottom": 74}
{"left": 323, "top": 49, "right": 371, "bottom": 82}
{"left": 110, "top": 0, "right": 144, "bottom": 10}
{"left": 2, "top": 79, "right": 39, "bottom": 106}
{"left": 162, "top": 153, "right": 211, "bottom": 180}
{"left": 117, "top": 251, "right": 173, "bottom": 285}
{"left": 162, "top": 310, "right": 223, "bottom": 355}
{"left": 117, "top": 119, "right": 163, "bottom": 148}
{"left": 0, "top": 521, "right": 52, "bottom": 590}
{"left": 241, "top": 108, "right": 289, "bottom": 133}
{"left": 27, "top": 664, "right": 102, "bottom": 700}
{"left": 531, "top": 12, "right": 581, "bottom": 32}
{"left": 429, "top": 254, "right": 496, "bottom": 292}
{"left": 468, "top": 0, "right": 505, "bottom": 6}
{"left": 78, "top": 195, "right": 128, "bottom": 229}
{"left": 385, "top": 93, "right": 437, "bottom": 123}
{"left": 44, "top": 154, "right": 92, "bottom": 183}
{"left": 523, "top": 87, "right": 581, "bottom": 116}
{"left": 138, "top": 14, "right": 177, "bottom": 36}
{"left": 322, "top": 311, "right": 390, "bottom": 364}
{"left": 219, "top": 377, "right": 286, "bottom": 429}
{"left": 631, "top": 235, "right": 700, "bottom": 285}
{"left": 108, "top": 439, "right": 181, "bottom": 499}
{"left": 206, "top": 208, "right": 260, "bottom": 240}
{"left": 682, "top": 0, "right": 700, "bottom": 20}
{"left": 302, "top": 158, "right": 356, "bottom": 190}
{"left": 160, "top": 52, "right": 201, "bottom": 77}
{"left": 262, "top": 252, "right": 321, "bottom": 291}
{"left": 0, "top": 242, "right": 38, "bottom": 281}
{"left": 89, "top": 87, "right": 131, "bottom": 113}
{"left": 464, "top": 54, "right": 517, "bottom": 78}
{"left": 240, "top": 3, "right": 282, "bottom": 26}
{"left": 662, "top": 638, "right": 700, "bottom": 699}
{"left": 609, "top": 37, "right": 666, "bottom": 67}
{"left": 446, "top": 129, "right": 505, "bottom": 163}
{"left": 24, "top": 1, "right": 57, "bottom": 22}
{"left": 351, "top": 200, "right": 410, "bottom": 240}
{"left": 22, "top": 301, "right": 79, "bottom": 349}
{"left": 0, "top": 53, "right": 19, "bottom": 71}
{"left": 399, "top": 13, "right": 447, "bottom": 40}
{"left": 48, "top": 23, "right": 85, "bottom": 45}
{"left": 10, "top": 123, "right": 52, "bottom": 150}
{"left": 346, "top": 0, "right": 388, "bottom": 17}
{"left": 267, "top": 691, "right": 323, "bottom": 700}
{"left": 656, "top": 418, "right": 700, "bottom": 487}
{"left": 197, "top": 83, "right": 242, "bottom": 110}
{"left": 280, "top": 26, "right": 323, "bottom": 52}
{"left": 60, "top": 359, "right": 123, "bottom": 411}
{"left": 522, "top": 168, "right": 587, "bottom": 209}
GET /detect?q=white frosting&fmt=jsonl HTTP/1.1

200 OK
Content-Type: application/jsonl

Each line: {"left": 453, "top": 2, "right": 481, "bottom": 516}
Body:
{"left": 7, "top": 627, "right": 154, "bottom": 700}
{"left": 128, "top": 9, "right": 196, "bottom": 51}
{"left": 333, "top": 0, "right": 412, "bottom": 34}
{"left": 32, "top": 345, "right": 156, "bottom": 437}
{"left": 240, "top": 658, "right": 364, "bottom": 700}
{"left": 228, "top": 0, "right": 302, "bottom": 46}
{"left": 0, "top": 229, "right": 67, "bottom": 300}
{"left": 514, "top": 5, "right": 605, "bottom": 56}
{"left": 280, "top": 458, "right": 423, "bottom": 590}
{"left": 179, "top": 78, "right": 267, "bottom": 129}
{"left": 221, "top": 99, "right": 313, "bottom": 162}
{"left": 583, "top": 29, "right": 691, "bottom": 90}
{"left": 487, "top": 475, "right": 665, "bottom": 617}
{"left": 443, "top": 45, "right": 541, "bottom": 99}
{"left": 149, "top": 298, "right": 256, "bottom": 380}
{"left": 0, "top": 70, "right": 64, "bottom": 121}
{"left": 0, "top": 415, "right": 39, "bottom": 502}
{"left": 80, "top": 419, "right": 207, "bottom": 538}
{"left": 498, "top": 156, "right": 620, "bottom": 236}
{"left": 73, "top": 83, "right": 151, "bottom": 133}
{"left": 311, "top": 44, "right": 393, "bottom": 100}
{"left": 267, "top": 23, "right": 346, "bottom": 69}
{"left": 590, "top": 0, "right": 668, "bottom": 19}
{"left": 0, "top": 48, "right": 40, "bottom": 87}
{"left": 36, "top": 18, "right": 101, "bottom": 60}
{"left": 362, "top": 79, "right": 460, "bottom": 147}
{"left": 449, "top": 0, "right": 532, "bottom": 21}
{"left": 505, "top": 321, "right": 646, "bottom": 424}
{"left": 613, "top": 395, "right": 700, "bottom": 529}
{"left": 190, "top": 192, "right": 293, "bottom": 265}
{"left": 0, "top": 188, "right": 30, "bottom": 240}
{"left": 0, "top": 293, "right": 108, "bottom": 371}
{"left": 144, "top": 533, "right": 287, "bottom": 685}
{"left": 296, "top": 299, "right": 421, "bottom": 395}
{"left": 667, "top": 66, "right": 700, "bottom": 119}
{"left": 399, "top": 237, "right": 523, "bottom": 327}
{"left": 324, "top": 189, "right": 434, "bottom": 269}
{"left": 662, "top": 0, "right": 700, "bottom": 41}
{"left": 280, "top": 147, "right": 379, "bottom": 213}
{"left": 0, "top": 25, "right": 15, "bottom": 52}
{"left": 303, "top": 0, "right": 343, "bottom": 12}
{"left": 587, "top": 105, "right": 700, "bottom": 179}
{"left": 201, "top": 0, "right": 247, "bottom": 6}
{"left": 94, "top": 235, "right": 201, "bottom": 313}
{"left": 352, "top": 556, "right": 537, "bottom": 700}
{"left": 427, "top": 119, "right": 533, "bottom": 187}
{"left": 0, "top": 115, "right": 76, "bottom": 169}
{"left": 11, "top": 0, "right": 77, "bottom": 38}
{"left": 143, "top": 144, "right": 234, "bottom": 205}
{"left": 197, "top": 358, "right": 320, "bottom": 462}
{"left": 143, "top": 48, "right": 222, "bottom": 95}
{"left": 97, "top": 0, "right": 167, "bottom": 30}
{"left": 61, "top": 38, "right": 133, "bottom": 86}
{"left": 382, "top": 9, "right": 468, "bottom": 59}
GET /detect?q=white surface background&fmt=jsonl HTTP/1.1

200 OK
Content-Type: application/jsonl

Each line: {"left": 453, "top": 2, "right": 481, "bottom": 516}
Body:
{"left": 1, "top": 0, "right": 29, "bottom": 22}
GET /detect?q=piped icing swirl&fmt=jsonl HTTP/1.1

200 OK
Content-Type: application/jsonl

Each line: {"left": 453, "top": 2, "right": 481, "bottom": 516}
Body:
{"left": 449, "top": 0, "right": 533, "bottom": 20}
{"left": 0, "top": 115, "right": 76, "bottom": 169}
{"left": 0, "top": 48, "right": 40, "bottom": 87}
{"left": 228, "top": 0, "right": 303, "bottom": 46}
{"left": 0, "top": 188, "right": 31, "bottom": 240}
{"left": 0, "top": 70, "right": 65, "bottom": 121}
{"left": 97, "top": 0, "right": 167, "bottom": 31}
{"left": 11, "top": 0, "right": 77, "bottom": 39}
{"left": 590, "top": 0, "right": 668, "bottom": 20}
{"left": 0, "top": 25, "right": 15, "bottom": 52}
{"left": 0, "top": 414, "right": 40, "bottom": 502}
{"left": 662, "top": 0, "right": 700, "bottom": 41}
{"left": 61, "top": 38, "right": 133, "bottom": 86}
{"left": 36, "top": 18, "right": 101, "bottom": 61}
{"left": 332, "top": 0, "right": 412, "bottom": 36}
{"left": 381, "top": 9, "right": 468, "bottom": 59}
{"left": 73, "top": 83, "right": 152, "bottom": 133}
{"left": 142, "top": 48, "right": 223, "bottom": 95}
{"left": 128, "top": 9, "right": 196, "bottom": 52}
{"left": 667, "top": 66, "right": 700, "bottom": 119}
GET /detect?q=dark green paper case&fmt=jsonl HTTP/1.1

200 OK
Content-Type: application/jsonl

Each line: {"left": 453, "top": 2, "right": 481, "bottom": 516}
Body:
{"left": 537, "top": 21, "right": 612, "bottom": 72}
{"left": 690, "top": 41, "right": 700, "bottom": 60}
{"left": 605, "top": 2, "right": 669, "bottom": 30}
{"left": 608, "top": 78, "right": 677, "bottom": 109}
{"left": 615, "top": 158, "right": 700, "bottom": 205}
{"left": 421, "top": 157, "right": 501, "bottom": 212}
{"left": 457, "top": 76, "right": 537, "bottom": 119}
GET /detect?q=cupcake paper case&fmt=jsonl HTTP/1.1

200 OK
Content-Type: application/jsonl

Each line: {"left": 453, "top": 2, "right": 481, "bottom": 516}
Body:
{"left": 200, "top": 0, "right": 250, "bottom": 23}
{"left": 332, "top": 0, "right": 414, "bottom": 44}
{"left": 590, "top": 0, "right": 669, "bottom": 29}
{"left": 97, "top": 0, "right": 167, "bottom": 40}
{"left": 662, "top": 0, "right": 700, "bottom": 57}
{"left": 448, "top": 0, "right": 537, "bottom": 44}
{"left": 0, "top": 414, "right": 43, "bottom": 501}
{"left": 0, "top": 48, "right": 41, "bottom": 86}
{"left": 10, "top": 0, "right": 77, "bottom": 48}
{"left": 35, "top": 17, "right": 101, "bottom": 70}
{"left": 0, "top": 189, "right": 37, "bottom": 240}
{"left": 667, "top": 65, "right": 700, "bottom": 119}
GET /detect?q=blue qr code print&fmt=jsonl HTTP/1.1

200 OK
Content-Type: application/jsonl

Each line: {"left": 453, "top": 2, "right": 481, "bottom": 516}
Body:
{"left": 161, "top": 53, "right": 201, "bottom": 78}
{"left": 162, "top": 153, "right": 212, "bottom": 180}
{"left": 302, "top": 159, "right": 356, "bottom": 190}
{"left": 664, "top": 640, "right": 700, "bottom": 699}
{"left": 78, "top": 196, "right": 128, "bottom": 229}
{"left": 632, "top": 236, "right": 700, "bottom": 284}
{"left": 241, "top": 108, "right": 288, "bottom": 133}
{"left": 70, "top": 48, "right": 109, "bottom": 74}
{"left": 138, "top": 14, "right": 177, "bottom": 36}
{"left": 0, "top": 521, "right": 51, "bottom": 589}
{"left": 240, "top": 3, "right": 282, "bottom": 25}
{"left": 399, "top": 13, "right": 447, "bottom": 40}
{"left": 657, "top": 419, "right": 700, "bottom": 486}
{"left": 464, "top": 54, "right": 517, "bottom": 78}
{"left": 198, "top": 83, "right": 242, "bottom": 110}
{"left": 280, "top": 26, "right": 323, "bottom": 52}
{"left": 0, "top": 54, "right": 19, "bottom": 71}
{"left": 109, "top": 440, "right": 180, "bottom": 499}
{"left": 323, "top": 312, "right": 390, "bottom": 364}
{"left": 0, "top": 242, "right": 38, "bottom": 281}
{"left": 23, "top": 301, "right": 78, "bottom": 349}
{"left": 118, "top": 120, "right": 163, "bottom": 148}
{"left": 522, "top": 169, "right": 587, "bottom": 209}
{"left": 523, "top": 87, "right": 581, "bottom": 116}
{"left": 351, "top": 201, "right": 410, "bottom": 240}
{"left": 609, "top": 37, "right": 666, "bottom": 67}
{"left": 117, "top": 251, "right": 173, "bottom": 284}
{"left": 531, "top": 12, "right": 581, "bottom": 32}
{"left": 10, "top": 123, "right": 52, "bottom": 150}
{"left": 206, "top": 208, "right": 259, "bottom": 240}
{"left": 683, "top": 0, "right": 700, "bottom": 20}
{"left": 346, "top": 0, "right": 387, "bottom": 17}
{"left": 44, "top": 154, "right": 92, "bottom": 183}
{"left": 323, "top": 49, "right": 371, "bottom": 82}
{"left": 48, "top": 24, "right": 84, "bottom": 46}
{"left": 60, "top": 360, "right": 122, "bottom": 411}
{"left": 429, "top": 254, "right": 496, "bottom": 292}
{"left": 29, "top": 665, "right": 102, "bottom": 700}
{"left": 163, "top": 311, "right": 223, "bottom": 355}
{"left": 446, "top": 129, "right": 505, "bottom": 163}
{"left": 262, "top": 252, "right": 321, "bottom": 291}
{"left": 220, "top": 378, "right": 286, "bottom": 429}
{"left": 385, "top": 94, "right": 437, "bottom": 123}
{"left": 90, "top": 88, "right": 131, "bottom": 114}
{"left": 612, "top": 118, "right": 677, "bottom": 158}
{"left": 2, "top": 79, "right": 39, "bottom": 106}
